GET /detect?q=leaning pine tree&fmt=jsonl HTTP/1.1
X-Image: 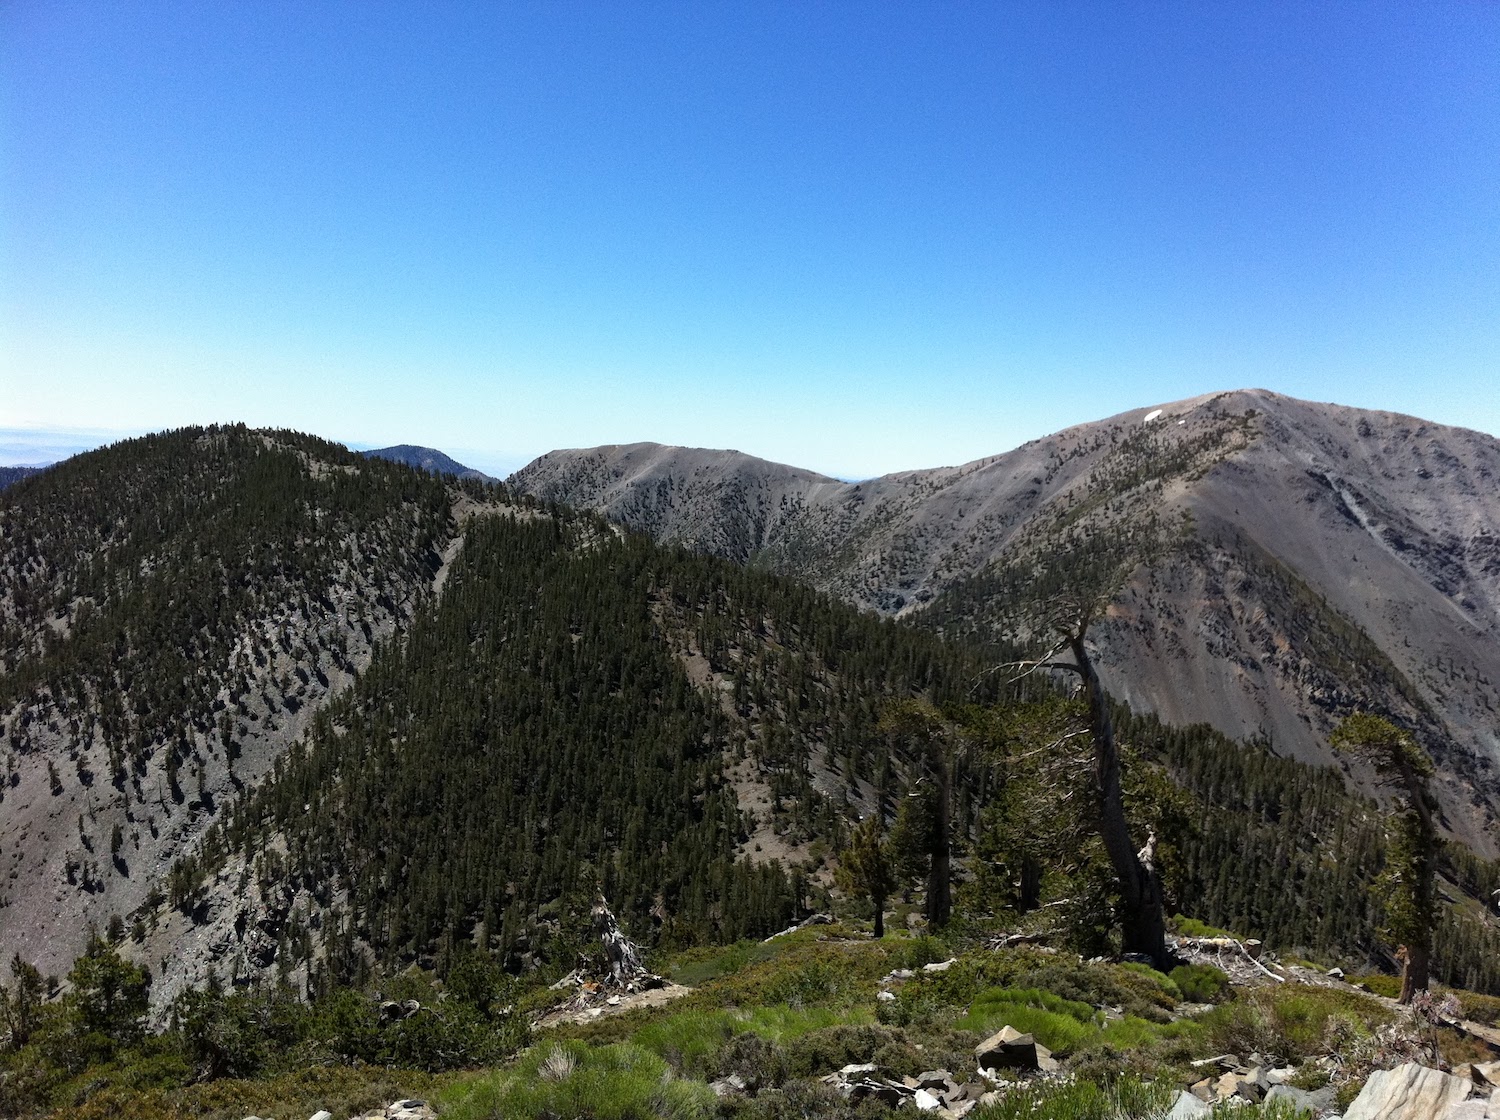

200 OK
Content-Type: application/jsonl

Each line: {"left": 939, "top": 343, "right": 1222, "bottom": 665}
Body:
{"left": 1330, "top": 713, "right": 1438, "bottom": 1004}
{"left": 1010, "top": 599, "right": 1169, "bottom": 969}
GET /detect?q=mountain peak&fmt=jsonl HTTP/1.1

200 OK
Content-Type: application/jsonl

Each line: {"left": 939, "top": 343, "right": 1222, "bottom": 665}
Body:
{"left": 362, "top": 444, "right": 494, "bottom": 481}
{"left": 509, "top": 391, "right": 1500, "bottom": 852}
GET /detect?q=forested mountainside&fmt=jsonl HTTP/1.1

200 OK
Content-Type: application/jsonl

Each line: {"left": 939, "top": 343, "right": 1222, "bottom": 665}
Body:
{"left": 2, "top": 422, "right": 1499, "bottom": 1005}
{"left": 0, "top": 426, "right": 466, "bottom": 978}
{"left": 510, "top": 389, "right": 1500, "bottom": 852}
{"left": 128, "top": 481, "right": 1500, "bottom": 1009}
{"left": 8, "top": 425, "right": 1500, "bottom": 1120}
{"left": 147, "top": 509, "right": 1001, "bottom": 1007}
{"left": 0, "top": 466, "right": 44, "bottom": 491}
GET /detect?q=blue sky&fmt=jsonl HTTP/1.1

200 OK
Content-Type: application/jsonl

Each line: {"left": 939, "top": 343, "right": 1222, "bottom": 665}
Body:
{"left": 3, "top": 2, "right": 1497, "bottom": 478}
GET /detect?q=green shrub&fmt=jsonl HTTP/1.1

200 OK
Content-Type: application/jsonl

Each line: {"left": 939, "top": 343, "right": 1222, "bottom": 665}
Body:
{"left": 689, "top": 936, "right": 890, "bottom": 1013}
{"left": 887, "top": 935, "right": 951, "bottom": 970}
{"left": 954, "top": 988, "right": 1102, "bottom": 1055}
{"left": 439, "top": 1040, "right": 715, "bottom": 1120}
{"left": 882, "top": 949, "right": 1177, "bottom": 1031}
{"left": 1451, "top": 988, "right": 1500, "bottom": 1026}
{"left": 1170, "top": 964, "right": 1231, "bottom": 1004}
{"left": 713, "top": 1031, "right": 790, "bottom": 1090}
{"left": 957, "top": 1002, "right": 1094, "bottom": 1053}
{"left": 1351, "top": 973, "right": 1401, "bottom": 999}
{"left": 972, "top": 1075, "right": 1169, "bottom": 1120}
{"left": 1173, "top": 915, "right": 1234, "bottom": 939}
{"left": 716, "top": 1076, "right": 889, "bottom": 1120}
{"left": 632, "top": 1010, "right": 739, "bottom": 1078}
{"left": 1198, "top": 984, "right": 1391, "bottom": 1065}
{"left": 669, "top": 940, "right": 782, "bottom": 988}
{"left": 1119, "top": 963, "right": 1183, "bottom": 1002}
{"left": 785, "top": 1025, "right": 910, "bottom": 1078}
{"left": 763, "top": 961, "right": 844, "bottom": 1008}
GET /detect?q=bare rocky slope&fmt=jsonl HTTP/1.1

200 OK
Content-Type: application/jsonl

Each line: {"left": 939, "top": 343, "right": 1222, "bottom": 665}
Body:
{"left": 510, "top": 389, "right": 1500, "bottom": 852}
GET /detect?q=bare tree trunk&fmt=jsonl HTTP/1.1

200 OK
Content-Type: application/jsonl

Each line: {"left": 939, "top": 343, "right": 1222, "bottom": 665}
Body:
{"left": 592, "top": 896, "right": 648, "bottom": 987}
{"left": 926, "top": 741, "right": 952, "bottom": 929}
{"left": 1019, "top": 856, "right": 1042, "bottom": 913}
{"left": 1398, "top": 944, "right": 1430, "bottom": 1005}
{"left": 1066, "top": 631, "right": 1168, "bottom": 969}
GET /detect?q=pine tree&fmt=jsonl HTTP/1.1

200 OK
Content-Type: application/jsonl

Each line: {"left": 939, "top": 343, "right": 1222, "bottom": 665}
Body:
{"left": 1331, "top": 712, "right": 1438, "bottom": 1002}
{"left": 837, "top": 813, "right": 895, "bottom": 937}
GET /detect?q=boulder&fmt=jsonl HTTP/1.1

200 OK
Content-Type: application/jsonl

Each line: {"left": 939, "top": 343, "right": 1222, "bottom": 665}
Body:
{"left": 849, "top": 1079, "right": 903, "bottom": 1106}
{"left": 1266, "top": 1083, "right": 1339, "bottom": 1115}
{"left": 1167, "top": 1090, "right": 1211, "bottom": 1120}
{"left": 1217, "top": 1071, "right": 1262, "bottom": 1103}
{"left": 1344, "top": 1063, "right": 1473, "bottom": 1120}
{"left": 710, "top": 1073, "right": 748, "bottom": 1097}
{"left": 386, "top": 1101, "right": 436, "bottom": 1120}
{"left": 914, "top": 1088, "right": 942, "bottom": 1111}
{"left": 309, "top": 1113, "right": 333, "bottom": 1120}
{"left": 976, "top": 1025, "right": 1054, "bottom": 1072}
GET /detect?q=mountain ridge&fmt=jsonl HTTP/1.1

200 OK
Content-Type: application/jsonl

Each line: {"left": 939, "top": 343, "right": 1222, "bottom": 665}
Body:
{"left": 510, "top": 389, "right": 1500, "bottom": 852}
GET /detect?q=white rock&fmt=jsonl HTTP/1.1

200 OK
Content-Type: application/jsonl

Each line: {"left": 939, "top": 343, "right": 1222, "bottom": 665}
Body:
{"left": 915, "top": 1088, "right": 942, "bottom": 1111}
{"left": 309, "top": 1112, "right": 333, "bottom": 1120}
{"left": 923, "top": 958, "right": 957, "bottom": 973}
{"left": 1168, "top": 1090, "right": 1211, "bottom": 1120}
{"left": 1344, "top": 1063, "right": 1473, "bottom": 1120}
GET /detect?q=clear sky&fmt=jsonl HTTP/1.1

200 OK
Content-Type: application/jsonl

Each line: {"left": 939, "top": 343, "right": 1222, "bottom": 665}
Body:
{"left": 3, "top": 2, "right": 1498, "bottom": 479}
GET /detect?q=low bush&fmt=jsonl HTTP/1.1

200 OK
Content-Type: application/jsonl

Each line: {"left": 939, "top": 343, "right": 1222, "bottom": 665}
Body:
{"left": 1171, "top": 964, "right": 1232, "bottom": 1003}
{"left": 1198, "top": 983, "right": 1391, "bottom": 1065}
{"left": 955, "top": 987, "right": 1101, "bottom": 1054}
{"left": 785, "top": 1024, "right": 910, "bottom": 1078}
{"left": 439, "top": 1040, "right": 715, "bottom": 1120}
{"left": 971, "top": 1075, "right": 1170, "bottom": 1120}
{"left": 716, "top": 1076, "right": 892, "bottom": 1120}
{"left": 1450, "top": 988, "right": 1500, "bottom": 1025}
{"left": 1351, "top": 973, "right": 1401, "bottom": 999}
{"left": 884, "top": 949, "right": 1180, "bottom": 1031}
{"left": 1172, "top": 915, "right": 1234, "bottom": 939}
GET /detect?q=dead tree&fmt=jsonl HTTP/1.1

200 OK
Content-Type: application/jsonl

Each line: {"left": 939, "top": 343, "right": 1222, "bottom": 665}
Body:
{"left": 592, "top": 895, "right": 648, "bottom": 987}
